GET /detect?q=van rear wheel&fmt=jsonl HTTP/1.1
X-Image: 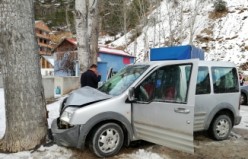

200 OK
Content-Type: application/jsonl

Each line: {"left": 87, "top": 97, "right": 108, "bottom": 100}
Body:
{"left": 89, "top": 123, "right": 124, "bottom": 158}
{"left": 209, "top": 114, "right": 232, "bottom": 140}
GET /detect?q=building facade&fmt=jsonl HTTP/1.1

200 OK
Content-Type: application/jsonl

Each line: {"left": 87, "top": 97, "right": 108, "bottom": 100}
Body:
{"left": 53, "top": 38, "right": 135, "bottom": 79}
{"left": 35, "top": 20, "right": 53, "bottom": 69}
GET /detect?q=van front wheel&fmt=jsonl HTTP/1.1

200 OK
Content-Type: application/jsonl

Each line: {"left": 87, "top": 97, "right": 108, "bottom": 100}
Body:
{"left": 209, "top": 114, "right": 232, "bottom": 141}
{"left": 89, "top": 123, "right": 124, "bottom": 158}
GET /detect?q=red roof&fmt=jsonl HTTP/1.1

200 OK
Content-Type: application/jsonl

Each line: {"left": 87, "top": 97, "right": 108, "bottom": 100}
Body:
{"left": 99, "top": 47, "right": 134, "bottom": 57}
{"left": 66, "top": 38, "right": 77, "bottom": 45}
{"left": 56, "top": 38, "right": 135, "bottom": 58}
{"left": 35, "top": 21, "right": 50, "bottom": 32}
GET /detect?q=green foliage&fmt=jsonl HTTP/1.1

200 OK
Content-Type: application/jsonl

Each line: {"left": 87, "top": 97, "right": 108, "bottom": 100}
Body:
{"left": 213, "top": 0, "right": 227, "bottom": 12}
{"left": 35, "top": 0, "right": 152, "bottom": 36}
{"left": 34, "top": 0, "right": 75, "bottom": 31}
{"left": 99, "top": 0, "right": 123, "bottom": 35}
{"left": 99, "top": 0, "right": 151, "bottom": 36}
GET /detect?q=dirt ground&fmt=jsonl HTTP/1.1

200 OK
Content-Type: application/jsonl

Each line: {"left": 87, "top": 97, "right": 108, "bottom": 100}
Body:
{"left": 68, "top": 128, "right": 248, "bottom": 159}
{"left": 150, "top": 128, "right": 248, "bottom": 159}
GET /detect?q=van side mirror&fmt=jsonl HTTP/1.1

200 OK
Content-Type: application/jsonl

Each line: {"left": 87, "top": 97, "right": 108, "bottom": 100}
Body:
{"left": 128, "top": 87, "right": 136, "bottom": 102}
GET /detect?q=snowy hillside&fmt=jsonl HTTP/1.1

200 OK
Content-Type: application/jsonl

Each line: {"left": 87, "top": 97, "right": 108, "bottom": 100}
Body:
{"left": 109, "top": 0, "right": 248, "bottom": 66}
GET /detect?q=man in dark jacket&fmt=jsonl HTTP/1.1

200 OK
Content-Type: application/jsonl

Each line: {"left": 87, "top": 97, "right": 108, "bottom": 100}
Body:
{"left": 81, "top": 64, "right": 101, "bottom": 88}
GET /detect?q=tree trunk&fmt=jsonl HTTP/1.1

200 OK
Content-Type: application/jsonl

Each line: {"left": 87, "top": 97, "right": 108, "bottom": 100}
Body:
{"left": 189, "top": 0, "right": 200, "bottom": 44}
{"left": 123, "top": 0, "right": 128, "bottom": 49}
{"left": 75, "top": 0, "right": 99, "bottom": 71}
{"left": 75, "top": 0, "right": 90, "bottom": 72}
{"left": 65, "top": 4, "right": 71, "bottom": 32}
{"left": 88, "top": 0, "right": 99, "bottom": 65}
{"left": 0, "top": 0, "right": 47, "bottom": 152}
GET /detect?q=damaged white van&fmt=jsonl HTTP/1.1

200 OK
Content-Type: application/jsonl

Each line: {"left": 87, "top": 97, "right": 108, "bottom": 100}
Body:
{"left": 51, "top": 59, "right": 241, "bottom": 157}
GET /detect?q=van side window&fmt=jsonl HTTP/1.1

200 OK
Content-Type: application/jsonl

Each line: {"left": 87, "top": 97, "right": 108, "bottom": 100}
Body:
{"left": 136, "top": 64, "right": 192, "bottom": 103}
{"left": 211, "top": 67, "right": 239, "bottom": 93}
{"left": 196, "top": 67, "right": 210, "bottom": 94}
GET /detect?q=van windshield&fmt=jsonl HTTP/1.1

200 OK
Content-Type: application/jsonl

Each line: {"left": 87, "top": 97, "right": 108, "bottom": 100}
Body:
{"left": 99, "top": 65, "right": 149, "bottom": 96}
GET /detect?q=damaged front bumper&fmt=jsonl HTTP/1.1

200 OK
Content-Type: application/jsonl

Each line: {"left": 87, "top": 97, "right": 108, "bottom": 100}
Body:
{"left": 51, "top": 118, "right": 85, "bottom": 149}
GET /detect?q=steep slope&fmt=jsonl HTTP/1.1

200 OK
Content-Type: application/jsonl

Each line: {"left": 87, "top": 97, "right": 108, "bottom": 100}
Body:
{"left": 110, "top": 0, "right": 248, "bottom": 65}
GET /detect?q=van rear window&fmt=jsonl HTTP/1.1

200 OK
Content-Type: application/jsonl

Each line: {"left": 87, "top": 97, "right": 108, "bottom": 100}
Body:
{"left": 211, "top": 67, "right": 239, "bottom": 93}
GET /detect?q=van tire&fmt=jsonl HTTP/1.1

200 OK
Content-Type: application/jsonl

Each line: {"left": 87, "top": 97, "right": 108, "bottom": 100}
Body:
{"left": 209, "top": 114, "right": 232, "bottom": 141}
{"left": 89, "top": 123, "right": 124, "bottom": 158}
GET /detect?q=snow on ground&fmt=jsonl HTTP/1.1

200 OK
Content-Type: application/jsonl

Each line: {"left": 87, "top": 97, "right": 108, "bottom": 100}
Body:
{"left": 118, "top": 149, "right": 168, "bottom": 159}
{"left": 235, "top": 105, "right": 248, "bottom": 129}
{"left": 0, "top": 145, "right": 73, "bottom": 159}
{"left": 46, "top": 96, "right": 67, "bottom": 129}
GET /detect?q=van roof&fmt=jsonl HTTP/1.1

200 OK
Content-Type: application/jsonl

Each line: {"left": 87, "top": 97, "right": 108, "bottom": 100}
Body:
{"left": 134, "top": 59, "right": 236, "bottom": 68}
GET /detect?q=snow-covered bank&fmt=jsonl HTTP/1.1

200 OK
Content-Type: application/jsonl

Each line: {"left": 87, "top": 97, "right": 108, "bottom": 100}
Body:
{"left": 110, "top": 0, "right": 248, "bottom": 66}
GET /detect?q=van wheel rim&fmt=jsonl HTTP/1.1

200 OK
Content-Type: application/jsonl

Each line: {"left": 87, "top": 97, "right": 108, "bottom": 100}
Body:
{"left": 216, "top": 119, "right": 230, "bottom": 137}
{"left": 98, "top": 128, "right": 120, "bottom": 153}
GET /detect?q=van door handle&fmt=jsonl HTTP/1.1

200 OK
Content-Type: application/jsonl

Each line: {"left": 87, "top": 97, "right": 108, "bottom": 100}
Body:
{"left": 174, "top": 108, "right": 190, "bottom": 114}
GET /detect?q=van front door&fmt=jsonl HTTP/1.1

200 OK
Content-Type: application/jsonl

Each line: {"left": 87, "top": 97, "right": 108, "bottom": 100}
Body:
{"left": 132, "top": 61, "right": 198, "bottom": 153}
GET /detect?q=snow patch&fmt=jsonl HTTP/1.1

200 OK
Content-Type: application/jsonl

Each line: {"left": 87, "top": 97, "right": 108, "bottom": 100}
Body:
{"left": 118, "top": 149, "right": 168, "bottom": 159}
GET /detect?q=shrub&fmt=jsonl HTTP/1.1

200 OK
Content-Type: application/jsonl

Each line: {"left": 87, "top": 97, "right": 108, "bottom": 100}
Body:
{"left": 213, "top": 0, "right": 227, "bottom": 12}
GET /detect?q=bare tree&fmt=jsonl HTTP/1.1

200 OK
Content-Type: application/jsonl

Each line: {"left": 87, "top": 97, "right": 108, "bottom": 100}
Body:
{"left": 163, "top": 0, "right": 202, "bottom": 45}
{"left": 65, "top": 4, "right": 71, "bottom": 32}
{"left": 75, "top": 0, "right": 99, "bottom": 72}
{"left": 132, "top": 0, "right": 152, "bottom": 61}
{"left": 123, "top": 0, "right": 128, "bottom": 49}
{"left": 88, "top": 0, "right": 100, "bottom": 65}
{"left": 75, "top": 0, "right": 90, "bottom": 72}
{"left": 165, "top": 0, "right": 177, "bottom": 46}
{"left": 189, "top": 0, "right": 203, "bottom": 44}
{"left": 0, "top": 0, "right": 47, "bottom": 152}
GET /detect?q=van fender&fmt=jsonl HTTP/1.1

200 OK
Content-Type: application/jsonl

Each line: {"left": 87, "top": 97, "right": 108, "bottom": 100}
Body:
{"left": 77, "top": 111, "right": 133, "bottom": 149}
{"left": 204, "top": 102, "right": 236, "bottom": 130}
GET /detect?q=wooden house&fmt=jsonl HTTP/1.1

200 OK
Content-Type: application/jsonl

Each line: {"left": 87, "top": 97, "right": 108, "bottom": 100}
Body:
{"left": 53, "top": 38, "right": 135, "bottom": 79}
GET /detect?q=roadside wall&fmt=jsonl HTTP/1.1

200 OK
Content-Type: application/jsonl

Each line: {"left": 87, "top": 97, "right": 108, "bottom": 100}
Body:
{"left": 42, "top": 77, "right": 55, "bottom": 99}
{"left": 0, "top": 74, "right": 80, "bottom": 99}
{"left": 54, "top": 76, "right": 80, "bottom": 97}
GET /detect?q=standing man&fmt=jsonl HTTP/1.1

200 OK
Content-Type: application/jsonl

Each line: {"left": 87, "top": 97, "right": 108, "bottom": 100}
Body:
{"left": 81, "top": 64, "right": 101, "bottom": 88}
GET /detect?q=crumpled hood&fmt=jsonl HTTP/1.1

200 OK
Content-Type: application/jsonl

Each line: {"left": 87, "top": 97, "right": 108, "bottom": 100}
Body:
{"left": 65, "top": 86, "right": 112, "bottom": 106}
